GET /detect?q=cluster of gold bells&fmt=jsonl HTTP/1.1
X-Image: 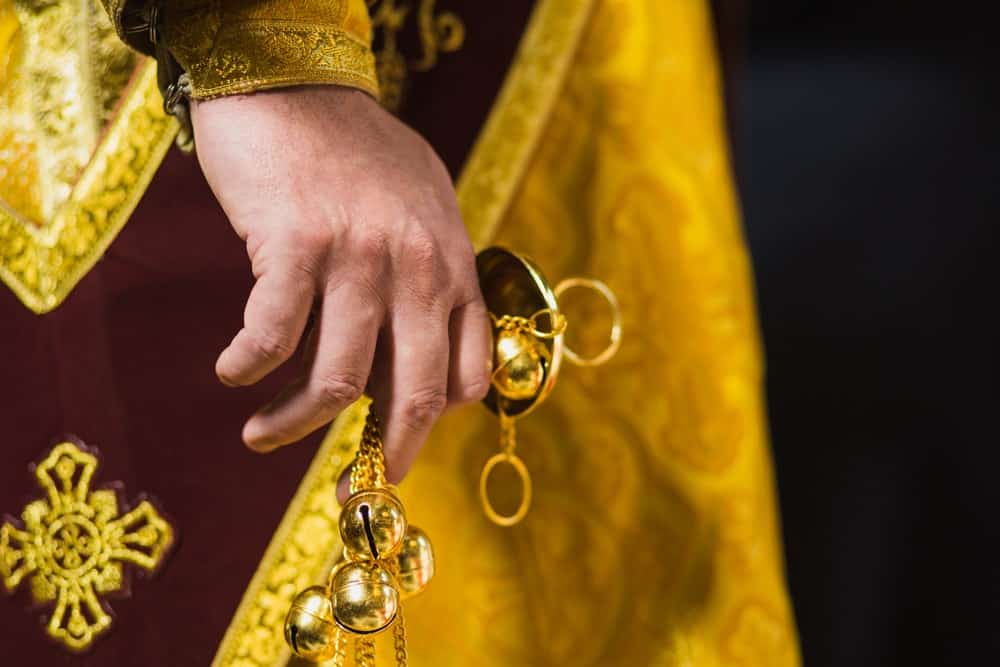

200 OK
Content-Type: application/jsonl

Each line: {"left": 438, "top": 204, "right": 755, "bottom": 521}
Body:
{"left": 285, "top": 412, "right": 432, "bottom": 665}
{"left": 284, "top": 247, "right": 620, "bottom": 663}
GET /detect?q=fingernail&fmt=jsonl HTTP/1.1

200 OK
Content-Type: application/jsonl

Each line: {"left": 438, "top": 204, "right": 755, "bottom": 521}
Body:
{"left": 242, "top": 422, "right": 275, "bottom": 453}
{"left": 336, "top": 468, "right": 352, "bottom": 504}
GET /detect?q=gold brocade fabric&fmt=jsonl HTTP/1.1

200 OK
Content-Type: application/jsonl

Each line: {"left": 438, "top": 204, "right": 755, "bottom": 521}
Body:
{"left": 219, "top": 1, "right": 800, "bottom": 666}
{"left": 94, "top": 0, "right": 378, "bottom": 99}
{"left": 373, "top": 1, "right": 801, "bottom": 664}
{"left": 158, "top": 0, "right": 379, "bottom": 99}
{"left": 0, "top": 0, "right": 800, "bottom": 662}
{"left": 0, "top": 0, "right": 176, "bottom": 314}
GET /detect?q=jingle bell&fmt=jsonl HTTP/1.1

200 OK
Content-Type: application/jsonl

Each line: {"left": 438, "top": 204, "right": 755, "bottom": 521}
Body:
{"left": 330, "top": 560, "right": 399, "bottom": 635}
{"left": 339, "top": 488, "right": 407, "bottom": 560}
{"left": 392, "top": 525, "right": 435, "bottom": 599}
{"left": 492, "top": 329, "right": 547, "bottom": 401}
{"left": 284, "top": 586, "right": 338, "bottom": 661}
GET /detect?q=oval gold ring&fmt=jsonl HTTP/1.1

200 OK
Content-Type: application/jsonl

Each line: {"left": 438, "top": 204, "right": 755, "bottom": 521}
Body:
{"left": 479, "top": 453, "right": 532, "bottom": 527}
{"left": 554, "top": 277, "right": 623, "bottom": 367}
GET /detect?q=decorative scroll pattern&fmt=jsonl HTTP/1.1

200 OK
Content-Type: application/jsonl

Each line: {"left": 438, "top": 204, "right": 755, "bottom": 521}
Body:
{"left": 0, "top": 442, "right": 174, "bottom": 652}
{"left": 159, "top": 0, "right": 379, "bottom": 99}
{"left": 369, "top": 0, "right": 465, "bottom": 112}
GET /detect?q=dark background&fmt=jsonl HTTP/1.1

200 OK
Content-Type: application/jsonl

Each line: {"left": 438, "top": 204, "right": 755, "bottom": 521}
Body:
{"left": 728, "top": 1, "right": 997, "bottom": 664}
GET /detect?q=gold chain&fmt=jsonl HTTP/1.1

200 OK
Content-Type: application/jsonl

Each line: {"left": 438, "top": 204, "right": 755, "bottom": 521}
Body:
{"left": 355, "top": 636, "right": 377, "bottom": 667}
{"left": 331, "top": 628, "right": 348, "bottom": 667}
{"left": 499, "top": 412, "right": 517, "bottom": 457}
{"left": 350, "top": 411, "right": 389, "bottom": 493}
{"left": 489, "top": 308, "right": 567, "bottom": 341}
{"left": 393, "top": 606, "right": 408, "bottom": 667}
{"left": 347, "top": 407, "right": 410, "bottom": 667}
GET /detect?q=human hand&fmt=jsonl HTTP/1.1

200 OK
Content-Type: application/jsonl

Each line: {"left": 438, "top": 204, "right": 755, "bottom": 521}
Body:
{"left": 190, "top": 85, "right": 491, "bottom": 492}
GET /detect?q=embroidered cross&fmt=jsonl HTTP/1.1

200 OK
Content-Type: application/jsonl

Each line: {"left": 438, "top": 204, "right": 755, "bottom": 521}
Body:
{"left": 0, "top": 441, "right": 174, "bottom": 652}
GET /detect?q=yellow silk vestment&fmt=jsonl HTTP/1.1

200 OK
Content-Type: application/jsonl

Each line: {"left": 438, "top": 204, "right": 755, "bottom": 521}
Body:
{"left": 0, "top": 0, "right": 800, "bottom": 664}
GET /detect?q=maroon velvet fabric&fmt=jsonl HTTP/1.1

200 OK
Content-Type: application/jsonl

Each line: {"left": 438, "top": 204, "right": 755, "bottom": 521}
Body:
{"left": 0, "top": 4, "right": 536, "bottom": 663}
{"left": 0, "top": 152, "right": 326, "bottom": 665}
{"left": 387, "top": 0, "right": 537, "bottom": 177}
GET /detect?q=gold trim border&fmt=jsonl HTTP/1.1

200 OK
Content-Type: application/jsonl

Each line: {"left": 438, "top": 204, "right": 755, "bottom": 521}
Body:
{"left": 209, "top": 0, "right": 597, "bottom": 664}
{"left": 0, "top": 62, "right": 178, "bottom": 314}
{"left": 457, "top": 0, "right": 595, "bottom": 249}
{"left": 209, "top": 407, "right": 366, "bottom": 667}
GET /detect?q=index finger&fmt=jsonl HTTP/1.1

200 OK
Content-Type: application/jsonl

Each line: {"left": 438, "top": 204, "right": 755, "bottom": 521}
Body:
{"left": 216, "top": 264, "right": 316, "bottom": 386}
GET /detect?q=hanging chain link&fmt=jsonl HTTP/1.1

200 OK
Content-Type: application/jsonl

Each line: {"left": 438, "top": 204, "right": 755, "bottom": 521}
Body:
{"left": 355, "top": 636, "right": 377, "bottom": 667}
{"left": 393, "top": 606, "right": 408, "bottom": 667}
{"left": 489, "top": 308, "right": 567, "bottom": 341}
{"left": 499, "top": 412, "right": 517, "bottom": 457}
{"left": 330, "top": 628, "right": 348, "bottom": 667}
{"left": 345, "top": 407, "right": 410, "bottom": 666}
{"left": 350, "top": 410, "right": 389, "bottom": 493}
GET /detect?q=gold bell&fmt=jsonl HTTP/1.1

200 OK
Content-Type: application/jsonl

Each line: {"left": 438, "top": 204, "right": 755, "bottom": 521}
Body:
{"left": 339, "top": 488, "right": 407, "bottom": 560}
{"left": 284, "top": 586, "right": 339, "bottom": 661}
{"left": 392, "top": 525, "right": 435, "bottom": 599}
{"left": 492, "top": 329, "right": 548, "bottom": 401}
{"left": 329, "top": 560, "right": 399, "bottom": 635}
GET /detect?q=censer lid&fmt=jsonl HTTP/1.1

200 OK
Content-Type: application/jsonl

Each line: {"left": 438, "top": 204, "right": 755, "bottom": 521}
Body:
{"left": 476, "top": 246, "right": 564, "bottom": 418}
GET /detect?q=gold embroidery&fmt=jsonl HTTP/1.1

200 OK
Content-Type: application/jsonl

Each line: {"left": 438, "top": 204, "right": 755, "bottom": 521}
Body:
{"left": 0, "top": 441, "right": 174, "bottom": 652}
{"left": 209, "top": 1, "right": 595, "bottom": 664}
{"left": 457, "top": 0, "right": 594, "bottom": 247}
{"left": 0, "top": 59, "right": 178, "bottom": 313}
{"left": 169, "top": 21, "right": 379, "bottom": 100}
{"left": 369, "top": 0, "right": 465, "bottom": 112}
{"left": 160, "top": 0, "right": 379, "bottom": 100}
{"left": 210, "top": 407, "right": 366, "bottom": 667}
{"left": 0, "top": 0, "right": 137, "bottom": 224}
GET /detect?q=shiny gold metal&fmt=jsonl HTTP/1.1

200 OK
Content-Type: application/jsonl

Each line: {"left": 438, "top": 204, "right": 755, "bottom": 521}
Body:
{"left": 329, "top": 560, "right": 400, "bottom": 635}
{"left": 285, "top": 409, "right": 430, "bottom": 661}
{"left": 554, "top": 277, "right": 624, "bottom": 367}
{"left": 392, "top": 525, "right": 435, "bottom": 599}
{"left": 491, "top": 327, "right": 548, "bottom": 400}
{"left": 477, "top": 247, "right": 565, "bottom": 417}
{"left": 284, "top": 586, "right": 339, "bottom": 662}
{"left": 339, "top": 488, "right": 408, "bottom": 561}
{"left": 479, "top": 450, "right": 533, "bottom": 527}
{"left": 476, "top": 247, "right": 622, "bottom": 527}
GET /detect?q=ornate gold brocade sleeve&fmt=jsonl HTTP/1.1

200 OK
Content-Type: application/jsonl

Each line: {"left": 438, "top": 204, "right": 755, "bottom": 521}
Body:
{"left": 98, "top": 0, "right": 379, "bottom": 100}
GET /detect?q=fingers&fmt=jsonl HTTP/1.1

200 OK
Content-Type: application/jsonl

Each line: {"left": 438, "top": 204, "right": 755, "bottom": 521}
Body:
{"left": 216, "top": 263, "right": 316, "bottom": 387}
{"left": 336, "top": 468, "right": 352, "bottom": 504}
{"left": 371, "top": 301, "right": 451, "bottom": 485}
{"left": 335, "top": 292, "right": 487, "bottom": 498}
{"left": 446, "top": 295, "right": 492, "bottom": 405}
{"left": 242, "top": 280, "right": 384, "bottom": 451}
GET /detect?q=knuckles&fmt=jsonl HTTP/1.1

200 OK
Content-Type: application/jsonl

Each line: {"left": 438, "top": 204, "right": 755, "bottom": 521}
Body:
{"left": 273, "top": 222, "right": 337, "bottom": 259}
{"left": 401, "top": 231, "right": 440, "bottom": 273}
{"left": 355, "top": 229, "right": 392, "bottom": 272}
{"left": 453, "top": 376, "right": 491, "bottom": 405}
{"left": 313, "top": 371, "right": 367, "bottom": 409}
{"left": 399, "top": 387, "right": 448, "bottom": 432}
{"left": 243, "top": 328, "right": 297, "bottom": 365}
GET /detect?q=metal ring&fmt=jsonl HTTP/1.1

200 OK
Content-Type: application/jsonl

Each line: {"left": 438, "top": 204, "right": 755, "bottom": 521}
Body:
{"left": 478, "top": 453, "right": 532, "bottom": 527}
{"left": 553, "top": 277, "right": 623, "bottom": 367}
{"left": 527, "top": 308, "right": 567, "bottom": 339}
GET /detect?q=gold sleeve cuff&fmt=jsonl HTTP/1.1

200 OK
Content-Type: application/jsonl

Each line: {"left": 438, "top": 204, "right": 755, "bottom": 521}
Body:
{"left": 168, "top": 0, "right": 379, "bottom": 99}
{"left": 102, "top": 0, "right": 379, "bottom": 100}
